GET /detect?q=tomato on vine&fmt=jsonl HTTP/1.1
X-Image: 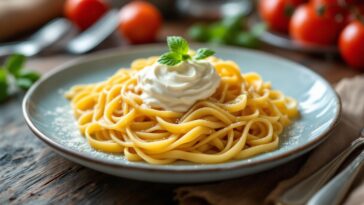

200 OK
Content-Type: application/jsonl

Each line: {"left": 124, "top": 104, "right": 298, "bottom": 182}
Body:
{"left": 259, "top": 0, "right": 306, "bottom": 32}
{"left": 290, "top": 4, "right": 345, "bottom": 45}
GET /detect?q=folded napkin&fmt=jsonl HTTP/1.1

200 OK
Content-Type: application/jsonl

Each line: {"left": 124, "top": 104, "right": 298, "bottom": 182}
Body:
{"left": 176, "top": 75, "right": 364, "bottom": 205}
{"left": 0, "top": 0, "right": 65, "bottom": 41}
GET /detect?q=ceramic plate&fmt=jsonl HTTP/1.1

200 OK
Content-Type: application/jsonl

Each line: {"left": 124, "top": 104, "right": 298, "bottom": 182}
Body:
{"left": 23, "top": 44, "right": 341, "bottom": 183}
{"left": 251, "top": 17, "right": 338, "bottom": 54}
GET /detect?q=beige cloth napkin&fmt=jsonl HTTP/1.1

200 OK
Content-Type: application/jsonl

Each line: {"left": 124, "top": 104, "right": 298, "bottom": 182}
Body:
{"left": 0, "top": 0, "right": 65, "bottom": 41}
{"left": 176, "top": 75, "right": 364, "bottom": 205}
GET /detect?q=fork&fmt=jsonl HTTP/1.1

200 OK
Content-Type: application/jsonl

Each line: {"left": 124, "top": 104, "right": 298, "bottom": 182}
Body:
{"left": 0, "top": 9, "right": 118, "bottom": 58}
{"left": 0, "top": 18, "right": 71, "bottom": 57}
{"left": 277, "top": 128, "right": 364, "bottom": 205}
{"left": 307, "top": 128, "right": 364, "bottom": 205}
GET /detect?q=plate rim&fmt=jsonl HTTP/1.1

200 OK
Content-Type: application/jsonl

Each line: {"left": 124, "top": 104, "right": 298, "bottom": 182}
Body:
{"left": 251, "top": 16, "right": 338, "bottom": 54}
{"left": 22, "top": 44, "right": 342, "bottom": 173}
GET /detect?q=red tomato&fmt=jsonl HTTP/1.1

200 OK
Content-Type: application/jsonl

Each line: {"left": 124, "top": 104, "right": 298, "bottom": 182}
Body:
{"left": 343, "top": 0, "right": 364, "bottom": 5}
{"left": 65, "top": 0, "right": 109, "bottom": 30}
{"left": 339, "top": 20, "right": 364, "bottom": 70}
{"left": 290, "top": 4, "right": 345, "bottom": 45}
{"left": 311, "top": 0, "right": 348, "bottom": 19}
{"left": 355, "top": 5, "right": 364, "bottom": 14}
{"left": 346, "top": 5, "right": 364, "bottom": 23}
{"left": 311, "top": 0, "right": 341, "bottom": 6}
{"left": 118, "top": 1, "right": 162, "bottom": 44}
{"left": 259, "top": 0, "right": 306, "bottom": 33}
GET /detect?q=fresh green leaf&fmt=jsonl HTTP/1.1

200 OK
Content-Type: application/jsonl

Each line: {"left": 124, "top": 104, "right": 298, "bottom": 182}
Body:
{"left": 16, "top": 77, "right": 33, "bottom": 90}
{"left": 188, "top": 24, "right": 210, "bottom": 42}
{"left": 16, "top": 70, "right": 41, "bottom": 82}
{"left": 251, "top": 23, "right": 267, "bottom": 37}
{"left": 222, "top": 14, "right": 245, "bottom": 32}
{"left": 208, "top": 23, "right": 228, "bottom": 44}
{"left": 194, "top": 48, "right": 215, "bottom": 60}
{"left": 167, "top": 36, "right": 189, "bottom": 55}
{"left": 158, "top": 52, "right": 182, "bottom": 66}
{"left": 0, "top": 69, "right": 8, "bottom": 102}
{"left": 234, "top": 32, "right": 260, "bottom": 48}
{"left": 223, "top": 15, "right": 245, "bottom": 44}
{"left": 5, "top": 54, "right": 26, "bottom": 76}
{"left": 159, "top": 36, "right": 216, "bottom": 65}
{"left": 186, "top": 13, "right": 264, "bottom": 49}
{"left": 0, "top": 55, "right": 40, "bottom": 99}
{"left": 182, "top": 54, "right": 191, "bottom": 61}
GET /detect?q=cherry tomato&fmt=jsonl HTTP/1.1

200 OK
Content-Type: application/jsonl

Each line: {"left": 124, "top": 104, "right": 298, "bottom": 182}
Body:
{"left": 311, "top": 0, "right": 348, "bottom": 19}
{"left": 344, "top": 5, "right": 362, "bottom": 25}
{"left": 118, "top": 1, "right": 162, "bottom": 44}
{"left": 339, "top": 20, "right": 364, "bottom": 70}
{"left": 346, "top": 4, "right": 364, "bottom": 21}
{"left": 355, "top": 4, "right": 364, "bottom": 14}
{"left": 311, "top": 0, "right": 341, "bottom": 6}
{"left": 259, "top": 0, "right": 306, "bottom": 33}
{"left": 290, "top": 4, "right": 345, "bottom": 45}
{"left": 343, "top": 0, "right": 364, "bottom": 5}
{"left": 65, "top": 0, "right": 109, "bottom": 30}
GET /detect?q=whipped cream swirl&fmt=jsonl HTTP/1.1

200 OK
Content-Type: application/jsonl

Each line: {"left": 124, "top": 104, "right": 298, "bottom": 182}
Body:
{"left": 137, "top": 60, "right": 221, "bottom": 112}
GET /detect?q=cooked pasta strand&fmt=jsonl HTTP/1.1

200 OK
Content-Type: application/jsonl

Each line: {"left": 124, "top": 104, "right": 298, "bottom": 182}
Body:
{"left": 65, "top": 57, "right": 299, "bottom": 164}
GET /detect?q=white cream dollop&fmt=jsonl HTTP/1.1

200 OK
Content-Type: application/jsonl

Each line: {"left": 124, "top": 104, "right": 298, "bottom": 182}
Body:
{"left": 137, "top": 60, "right": 221, "bottom": 112}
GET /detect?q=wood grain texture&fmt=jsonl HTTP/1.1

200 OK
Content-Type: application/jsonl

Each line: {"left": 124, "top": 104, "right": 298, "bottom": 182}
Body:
{"left": 0, "top": 95, "right": 177, "bottom": 205}
{"left": 0, "top": 22, "right": 361, "bottom": 205}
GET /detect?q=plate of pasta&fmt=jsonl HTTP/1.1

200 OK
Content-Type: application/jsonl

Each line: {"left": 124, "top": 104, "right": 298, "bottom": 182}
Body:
{"left": 23, "top": 37, "right": 340, "bottom": 183}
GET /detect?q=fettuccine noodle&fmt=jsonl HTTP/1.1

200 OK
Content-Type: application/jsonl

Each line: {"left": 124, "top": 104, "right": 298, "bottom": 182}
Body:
{"left": 65, "top": 56, "right": 298, "bottom": 164}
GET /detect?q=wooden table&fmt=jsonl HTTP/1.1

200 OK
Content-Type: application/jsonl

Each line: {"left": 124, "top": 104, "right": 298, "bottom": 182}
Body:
{"left": 0, "top": 22, "right": 361, "bottom": 205}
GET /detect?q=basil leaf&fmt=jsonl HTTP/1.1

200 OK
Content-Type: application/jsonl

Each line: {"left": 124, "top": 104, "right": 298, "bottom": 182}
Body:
{"left": 0, "top": 69, "right": 8, "bottom": 102}
{"left": 158, "top": 52, "right": 182, "bottom": 66}
{"left": 222, "top": 14, "right": 245, "bottom": 33}
{"left": 17, "top": 70, "right": 41, "bottom": 82}
{"left": 5, "top": 54, "right": 26, "bottom": 76}
{"left": 234, "top": 32, "right": 260, "bottom": 48}
{"left": 188, "top": 24, "right": 210, "bottom": 42}
{"left": 194, "top": 48, "right": 215, "bottom": 60}
{"left": 167, "top": 36, "right": 189, "bottom": 55}
{"left": 187, "top": 13, "right": 264, "bottom": 49}
{"left": 208, "top": 23, "right": 228, "bottom": 44}
{"left": 16, "top": 77, "right": 33, "bottom": 90}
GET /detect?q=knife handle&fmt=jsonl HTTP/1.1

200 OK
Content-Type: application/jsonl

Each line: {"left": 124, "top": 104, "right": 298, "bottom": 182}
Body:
{"left": 307, "top": 150, "right": 364, "bottom": 205}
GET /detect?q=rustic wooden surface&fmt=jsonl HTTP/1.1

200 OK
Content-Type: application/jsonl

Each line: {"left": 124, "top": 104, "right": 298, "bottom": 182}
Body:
{"left": 0, "top": 21, "right": 361, "bottom": 205}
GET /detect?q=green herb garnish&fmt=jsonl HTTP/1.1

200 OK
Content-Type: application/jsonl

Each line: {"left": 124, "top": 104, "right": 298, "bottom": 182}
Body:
{"left": 158, "top": 36, "right": 215, "bottom": 66}
{"left": 5, "top": 54, "right": 26, "bottom": 76}
{"left": 0, "top": 69, "right": 8, "bottom": 102}
{"left": 194, "top": 48, "right": 215, "bottom": 60}
{"left": 188, "top": 15, "right": 266, "bottom": 48}
{"left": 0, "top": 54, "right": 41, "bottom": 103}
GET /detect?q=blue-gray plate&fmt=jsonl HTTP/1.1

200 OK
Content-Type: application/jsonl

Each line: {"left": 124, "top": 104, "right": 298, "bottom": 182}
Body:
{"left": 23, "top": 45, "right": 341, "bottom": 183}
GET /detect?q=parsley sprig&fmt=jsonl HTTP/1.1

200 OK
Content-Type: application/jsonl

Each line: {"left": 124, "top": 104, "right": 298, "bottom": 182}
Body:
{"left": 0, "top": 54, "right": 41, "bottom": 103}
{"left": 158, "top": 36, "right": 215, "bottom": 66}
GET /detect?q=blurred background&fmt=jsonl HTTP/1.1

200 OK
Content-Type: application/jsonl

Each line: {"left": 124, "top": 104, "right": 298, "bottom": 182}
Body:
{"left": 1, "top": 0, "right": 364, "bottom": 60}
{"left": 0, "top": 0, "right": 363, "bottom": 102}
{"left": 1, "top": 2, "right": 364, "bottom": 204}
{"left": 0, "top": 0, "right": 258, "bottom": 49}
